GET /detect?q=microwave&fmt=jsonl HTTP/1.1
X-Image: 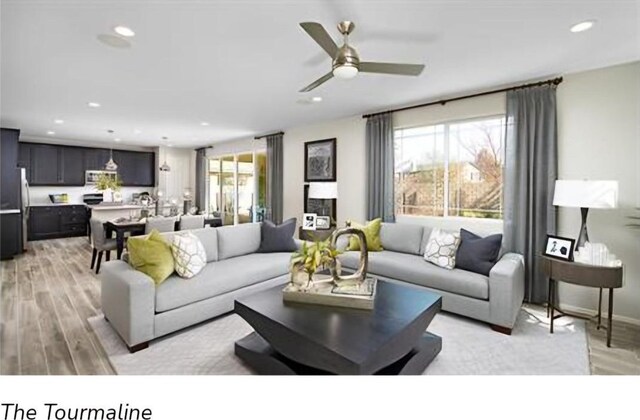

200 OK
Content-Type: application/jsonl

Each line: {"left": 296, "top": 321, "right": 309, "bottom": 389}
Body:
{"left": 85, "top": 170, "right": 117, "bottom": 185}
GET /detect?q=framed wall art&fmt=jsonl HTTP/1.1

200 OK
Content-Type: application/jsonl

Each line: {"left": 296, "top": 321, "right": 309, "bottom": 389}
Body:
{"left": 304, "top": 138, "right": 336, "bottom": 182}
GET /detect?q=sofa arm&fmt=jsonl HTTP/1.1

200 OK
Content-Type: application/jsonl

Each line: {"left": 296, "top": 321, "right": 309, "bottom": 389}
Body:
{"left": 488, "top": 253, "right": 525, "bottom": 329}
{"left": 100, "top": 260, "right": 155, "bottom": 348}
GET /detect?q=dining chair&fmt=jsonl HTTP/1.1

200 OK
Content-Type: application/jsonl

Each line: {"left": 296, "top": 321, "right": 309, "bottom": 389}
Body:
{"left": 90, "top": 218, "right": 118, "bottom": 274}
{"left": 145, "top": 216, "right": 177, "bottom": 234}
{"left": 179, "top": 215, "right": 205, "bottom": 230}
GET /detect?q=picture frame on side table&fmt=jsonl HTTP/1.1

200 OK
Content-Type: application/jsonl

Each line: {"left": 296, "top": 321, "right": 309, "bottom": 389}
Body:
{"left": 305, "top": 138, "right": 336, "bottom": 182}
{"left": 543, "top": 235, "right": 575, "bottom": 262}
{"left": 316, "top": 216, "right": 331, "bottom": 230}
{"left": 302, "top": 213, "right": 317, "bottom": 231}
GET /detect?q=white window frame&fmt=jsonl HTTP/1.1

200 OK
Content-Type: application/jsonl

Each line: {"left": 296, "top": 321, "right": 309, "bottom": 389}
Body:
{"left": 394, "top": 114, "right": 506, "bottom": 221}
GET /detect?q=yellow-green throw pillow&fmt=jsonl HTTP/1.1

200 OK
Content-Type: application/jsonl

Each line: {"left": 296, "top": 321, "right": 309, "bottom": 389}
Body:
{"left": 127, "top": 230, "right": 175, "bottom": 285}
{"left": 347, "top": 218, "right": 383, "bottom": 252}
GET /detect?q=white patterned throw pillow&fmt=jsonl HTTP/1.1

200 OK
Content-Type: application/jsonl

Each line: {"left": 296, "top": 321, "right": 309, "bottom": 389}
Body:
{"left": 171, "top": 232, "right": 207, "bottom": 279}
{"left": 424, "top": 228, "right": 461, "bottom": 270}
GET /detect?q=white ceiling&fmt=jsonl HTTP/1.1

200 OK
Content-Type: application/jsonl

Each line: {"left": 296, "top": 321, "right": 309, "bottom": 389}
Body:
{"left": 1, "top": 0, "right": 638, "bottom": 148}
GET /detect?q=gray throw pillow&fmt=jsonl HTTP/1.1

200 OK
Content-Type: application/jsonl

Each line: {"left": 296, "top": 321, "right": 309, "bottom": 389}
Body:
{"left": 455, "top": 229, "right": 503, "bottom": 276}
{"left": 257, "top": 218, "right": 298, "bottom": 253}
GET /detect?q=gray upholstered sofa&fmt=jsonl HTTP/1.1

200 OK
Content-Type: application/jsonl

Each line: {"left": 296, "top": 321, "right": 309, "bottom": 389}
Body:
{"left": 100, "top": 223, "right": 291, "bottom": 352}
{"left": 337, "top": 223, "right": 525, "bottom": 334}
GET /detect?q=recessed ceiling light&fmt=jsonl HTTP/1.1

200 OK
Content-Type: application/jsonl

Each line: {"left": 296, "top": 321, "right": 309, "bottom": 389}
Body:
{"left": 200, "top": 122, "right": 210, "bottom": 126}
{"left": 311, "top": 96, "right": 323, "bottom": 102}
{"left": 570, "top": 20, "right": 595, "bottom": 33}
{"left": 114, "top": 138, "right": 121, "bottom": 142}
{"left": 47, "top": 131, "right": 55, "bottom": 135}
{"left": 114, "top": 26, "right": 135, "bottom": 37}
{"left": 54, "top": 119, "right": 64, "bottom": 124}
{"left": 133, "top": 129, "right": 142, "bottom": 134}
{"left": 167, "top": 144, "right": 173, "bottom": 148}
{"left": 87, "top": 102, "right": 101, "bottom": 108}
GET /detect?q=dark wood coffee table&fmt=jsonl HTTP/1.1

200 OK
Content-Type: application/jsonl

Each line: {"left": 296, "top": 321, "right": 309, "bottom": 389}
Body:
{"left": 234, "top": 280, "right": 442, "bottom": 375}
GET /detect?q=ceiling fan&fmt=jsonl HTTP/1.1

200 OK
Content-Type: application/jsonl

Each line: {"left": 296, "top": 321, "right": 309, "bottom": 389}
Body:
{"left": 299, "top": 21, "right": 425, "bottom": 92}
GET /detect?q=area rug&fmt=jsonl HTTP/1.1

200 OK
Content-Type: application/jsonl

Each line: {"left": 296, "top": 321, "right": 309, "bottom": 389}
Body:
{"left": 88, "top": 308, "right": 590, "bottom": 375}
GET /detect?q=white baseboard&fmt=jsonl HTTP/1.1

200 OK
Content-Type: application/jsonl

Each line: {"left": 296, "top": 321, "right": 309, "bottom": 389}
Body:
{"left": 558, "top": 303, "right": 640, "bottom": 326}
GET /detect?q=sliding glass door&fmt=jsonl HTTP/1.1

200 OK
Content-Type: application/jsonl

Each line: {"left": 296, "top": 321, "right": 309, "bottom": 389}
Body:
{"left": 208, "top": 150, "right": 266, "bottom": 226}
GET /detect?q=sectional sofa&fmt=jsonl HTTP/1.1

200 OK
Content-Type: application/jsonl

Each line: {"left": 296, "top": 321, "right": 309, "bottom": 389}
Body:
{"left": 100, "top": 221, "right": 524, "bottom": 353}
{"left": 337, "top": 223, "right": 525, "bottom": 334}
{"left": 100, "top": 223, "right": 292, "bottom": 352}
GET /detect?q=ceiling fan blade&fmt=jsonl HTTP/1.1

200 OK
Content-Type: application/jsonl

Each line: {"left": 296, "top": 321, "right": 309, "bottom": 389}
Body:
{"left": 300, "top": 22, "right": 338, "bottom": 58}
{"left": 360, "top": 62, "right": 425, "bottom": 76}
{"left": 299, "top": 71, "right": 334, "bottom": 92}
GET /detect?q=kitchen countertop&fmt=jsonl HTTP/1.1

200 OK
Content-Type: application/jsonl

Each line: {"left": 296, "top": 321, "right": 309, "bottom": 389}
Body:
{"left": 88, "top": 204, "right": 145, "bottom": 211}
{"left": 29, "top": 203, "right": 87, "bottom": 207}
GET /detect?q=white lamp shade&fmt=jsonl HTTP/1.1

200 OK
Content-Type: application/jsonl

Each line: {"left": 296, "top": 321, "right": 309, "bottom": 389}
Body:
{"left": 553, "top": 180, "right": 618, "bottom": 209}
{"left": 308, "top": 182, "right": 338, "bottom": 199}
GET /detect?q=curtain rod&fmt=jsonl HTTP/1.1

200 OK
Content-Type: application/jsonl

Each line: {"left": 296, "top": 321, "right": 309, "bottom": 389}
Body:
{"left": 362, "top": 76, "right": 563, "bottom": 119}
{"left": 254, "top": 131, "right": 284, "bottom": 140}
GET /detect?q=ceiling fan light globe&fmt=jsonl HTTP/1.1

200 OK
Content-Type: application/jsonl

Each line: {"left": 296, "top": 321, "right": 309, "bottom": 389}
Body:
{"left": 333, "top": 65, "right": 358, "bottom": 79}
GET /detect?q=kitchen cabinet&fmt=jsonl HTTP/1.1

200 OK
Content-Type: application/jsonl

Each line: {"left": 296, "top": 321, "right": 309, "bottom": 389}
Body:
{"left": 1, "top": 213, "right": 22, "bottom": 260}
{"left": 60, "top": 146, "right": 85, "bottom": 185}
{"left": 30, "top": 143, "right": 62, "bottom": 185}
{"left": 1, "top": 128, "right": 21, "bottom": 210}
{"left": 28, "top": 205, "right": 87, "bottom": 241}
{"left": 114, "top": 150, "right": 155, "bottom": 187}
{"left": 84, "top": 148, "right": 111, "bottom": 171}
{"left": 18, "top": 142, "right": 156, "bottom": 187}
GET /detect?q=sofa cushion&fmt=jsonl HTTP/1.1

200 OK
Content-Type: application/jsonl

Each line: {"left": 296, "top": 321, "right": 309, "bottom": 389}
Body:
{"left": 347, "top": 218, "right": 383, "bottom": 251}
{"left": 216, "top": 223, "right": 261, "bottom": 260}
{"left": 171, "top": 232, "right": 207, "bottom": 278}
{"left": 419, "top": 226, "right": 434, "bottom": 255}
{"left": 258, "top": 218, "right": 298, "bottom": 253}
{"left": 127, "top": 230, "right": 175, "bottom": 285}
{"left": 339, "top": 250, "right": 488, "bottom": 300}
{"left": 455, "top": 229, "right": 503, "bottom": 276}
{"left": 380, "top": 223, "right": 424, "bottom": 255}
{"left": 190, "top": 228, "right": 218, "bottom": 262}
{"left": 424, "top": 228, "right": 461, "bottom": 269}
{"left": 155, "top": 252, "right": 291, "bottom": 312}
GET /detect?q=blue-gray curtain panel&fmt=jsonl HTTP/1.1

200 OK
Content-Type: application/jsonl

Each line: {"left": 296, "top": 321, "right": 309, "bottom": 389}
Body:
{"left": 195, "top": 148, "right": 208, "bottom": 213}
{"left": 503, "top": 85, "right": 558, "bottom": 303}
{"left": 266, "top": 133, "right": 284, "bottom": 224}
{"left": 366, "top": 113, "right": 395, "bottom": 222}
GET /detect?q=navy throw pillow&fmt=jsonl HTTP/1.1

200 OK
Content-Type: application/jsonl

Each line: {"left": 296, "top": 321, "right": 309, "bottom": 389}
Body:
{"left": 258, "top": 218, "right": 298, "bottom": 253}
{"left": 455, "top": 229, "right": 503, "bottom": 276}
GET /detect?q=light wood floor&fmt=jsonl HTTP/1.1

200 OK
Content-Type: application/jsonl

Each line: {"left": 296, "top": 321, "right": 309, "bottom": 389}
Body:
{"left": 1, "top": 237, "right": 638, "bottom": 375}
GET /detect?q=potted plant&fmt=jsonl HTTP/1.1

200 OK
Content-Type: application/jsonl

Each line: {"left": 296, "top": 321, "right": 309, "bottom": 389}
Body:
{"left": 290, "top": 238, "right": 341, "bottom": 290}
{"left": 95, "top": 173, "right": 122, "bottom": 202}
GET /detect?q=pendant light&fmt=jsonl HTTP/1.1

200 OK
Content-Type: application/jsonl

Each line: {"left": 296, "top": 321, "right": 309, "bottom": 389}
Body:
{"left": 105, "top": 130, "right": 119, "bottom": 170}
{"left": 159, "top": 137, "right": 171, "bottom": 172}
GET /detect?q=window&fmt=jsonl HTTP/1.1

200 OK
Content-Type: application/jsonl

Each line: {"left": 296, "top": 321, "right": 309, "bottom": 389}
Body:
{"left": 207, "top": 151, "right": 267, "bottom": 226}
{"left": 394, "top": 116, "right": 505, "bottom": 219}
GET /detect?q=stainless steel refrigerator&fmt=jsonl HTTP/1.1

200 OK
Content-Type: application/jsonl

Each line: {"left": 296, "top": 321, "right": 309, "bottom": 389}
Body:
{"left": 0, "top": 170, "right": 26, "bottom": 259}
{"left": 20, "top": 167, "right": 30, "bottom": 250}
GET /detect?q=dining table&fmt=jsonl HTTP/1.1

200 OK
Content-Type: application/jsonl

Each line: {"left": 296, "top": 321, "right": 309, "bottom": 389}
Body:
{"left": 104, "top": 216, "right": 223, "bottom": 259}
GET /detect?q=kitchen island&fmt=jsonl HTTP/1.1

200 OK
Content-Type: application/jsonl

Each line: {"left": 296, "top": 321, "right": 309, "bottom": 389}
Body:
{"left": 88, "top": 204, "right": 148, "bottom": 221}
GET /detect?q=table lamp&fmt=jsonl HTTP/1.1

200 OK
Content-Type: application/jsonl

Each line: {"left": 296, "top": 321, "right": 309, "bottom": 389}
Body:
{"left": 553, "top": 180, "right": 618, "bottom": 250}
{"left": 308, "top": 182, "right": 338, "bottom": 219}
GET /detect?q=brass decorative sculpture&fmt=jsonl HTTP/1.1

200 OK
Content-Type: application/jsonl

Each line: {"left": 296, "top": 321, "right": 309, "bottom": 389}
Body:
{"left": 330, "top": 227, "right": 368, "bottom": 287}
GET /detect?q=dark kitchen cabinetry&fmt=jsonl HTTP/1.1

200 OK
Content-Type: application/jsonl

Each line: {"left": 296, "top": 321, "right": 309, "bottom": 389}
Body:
{"left": 113, "top": 150, "right": 155, "bottom": 186}
{"left": 84, "top": 148, "right": 111, "bottom": 171}
{"left": 18, "top": 142, "right": 155, "bottom": 187}
{"left": 1, "top": 128, "right": 21, "bottom": 210}
{"left": 61, "top": 146, "right": 86, "bottom": 185}
{"left": 28, "top": 205, "right": 88, "bottom": 241}
{"left": 30, "top": 144, "right": 62, "bottom": 185}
